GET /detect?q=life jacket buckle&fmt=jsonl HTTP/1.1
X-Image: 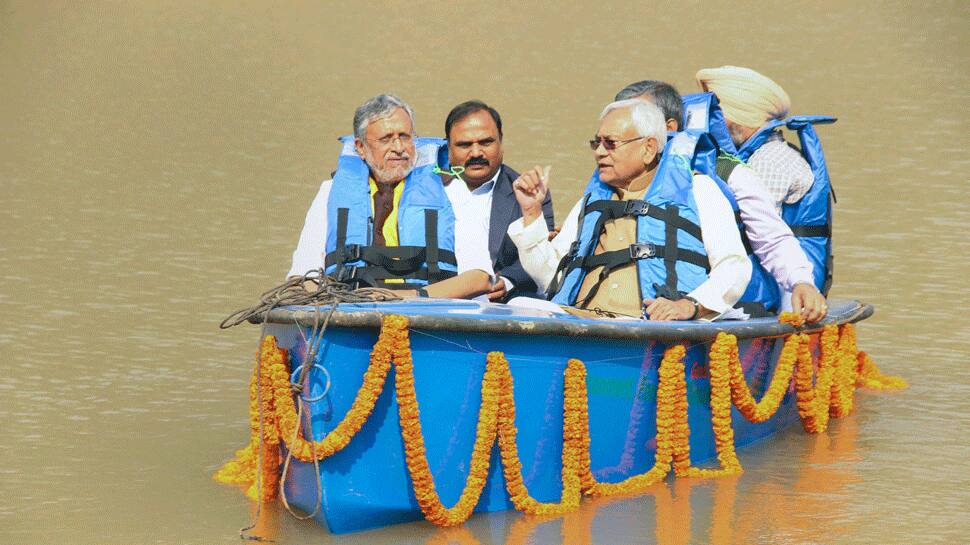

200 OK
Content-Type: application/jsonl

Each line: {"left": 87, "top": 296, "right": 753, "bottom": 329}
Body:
{"left": 335, "top": 265, "right": 358, "bottom": 283}
{"left": 629, "top": 243, "right": 657, "bottom": 259}
{"left": 624, "top": 200, "right": 651, "bottom": 216}
{"left": 341, "top": 244, "right": 362, "bottom": 262}
{"left": 567, "top": 240, "right": 580, "bottom": 257}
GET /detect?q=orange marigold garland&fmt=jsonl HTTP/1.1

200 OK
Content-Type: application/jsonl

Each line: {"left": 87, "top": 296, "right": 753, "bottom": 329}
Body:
{"left": 496, "top": 355, "right": 583, "bottom": 516}
{"left": 795, "top": 324, "right": 839, "bottom": 433}
{"left": 686, "top": 336, "right": 742, "bottom": 478}
{"left": 216, "top": 310, "right": 906, "bottom": 528}
{"left": 213, "top": 323, "right": 396, "bottom": 501}
{"left": 720, "top": 330, "right": 800, "bottom": 423}
{"left": 395, "top": 326, "right": 502, "bottom": 527}
{"left": 830, "top": 323, "right": 859, "bottom": 418}
{"left": 213, "top": 336, "right": 287, "bottom": 501}
{"left": 856, "top": 350, "right": 908, "bottom": 390}
{"left": 582, "top": 345, "right": 684, "bottom": 496}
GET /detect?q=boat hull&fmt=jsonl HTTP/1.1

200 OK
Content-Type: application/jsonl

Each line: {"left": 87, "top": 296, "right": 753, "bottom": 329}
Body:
{"left": 260, "top": 299, "right": 868, "bottom": 534}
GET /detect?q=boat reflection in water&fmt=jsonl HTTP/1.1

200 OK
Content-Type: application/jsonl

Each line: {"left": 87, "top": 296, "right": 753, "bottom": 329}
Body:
{"left": 417, "top": 417, "right": 862, "bottom": 545}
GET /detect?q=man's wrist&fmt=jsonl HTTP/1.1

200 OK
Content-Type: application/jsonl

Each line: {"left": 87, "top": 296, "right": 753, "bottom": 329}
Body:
{"left": 684, "top": 296, "right": 700, "bottom": 320}
{"left": 521, "top": 207, "right": 542, "bottom": 226}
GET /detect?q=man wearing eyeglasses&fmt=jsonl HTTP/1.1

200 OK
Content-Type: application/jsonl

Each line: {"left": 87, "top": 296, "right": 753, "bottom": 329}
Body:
{"left": 614, "top": 79, "right": 827, "bottom": 323}
{"left": 507, "top": 100, "right": 750, "bottom": 321}
{"left": 441, "top": 100, "right": 555, "bottom": 302}
{"left": 287, "top": 94, "right": 493, "bottom": 298}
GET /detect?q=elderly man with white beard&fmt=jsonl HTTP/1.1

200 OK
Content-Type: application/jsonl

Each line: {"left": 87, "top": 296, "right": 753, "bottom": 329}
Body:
{"left": 288, "top": 94, "right": 493, "bottom": 298}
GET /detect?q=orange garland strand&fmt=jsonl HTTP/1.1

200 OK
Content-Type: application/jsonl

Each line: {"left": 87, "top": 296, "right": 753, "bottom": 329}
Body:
{"left": 395, "top": 337, "right": 502, "bottom": 526}
{"left": 215, "top": 312, "right": 906, "bottom": 527}
{"left": 213, "top": 324, "right": 396, "bottom": 500}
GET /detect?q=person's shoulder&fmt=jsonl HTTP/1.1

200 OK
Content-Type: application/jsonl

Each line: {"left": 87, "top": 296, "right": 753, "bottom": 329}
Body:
{"left": 316, "top": 178, "right": 334, "bottom": 197}
{"left": 691, "top": 173, "right": 732, "bottom": 207}
{"left": 725, "top": 161, "right": 762, "bottom": 186}
{"left": 498, "top": 164, "right": 519, "bottom": 184}
{"left": 691, "top": 172, "right": 716, "bottom": 187}
{"left": 760, "top": 138, "right": 809, "bottom": 165}
{"left": 303, "top": 179, "right": 334, "bottom": 210}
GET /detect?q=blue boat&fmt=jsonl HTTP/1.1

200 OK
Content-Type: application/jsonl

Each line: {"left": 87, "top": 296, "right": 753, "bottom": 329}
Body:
{"left": 242, "top": 298, "right": 874, "bottom": 534}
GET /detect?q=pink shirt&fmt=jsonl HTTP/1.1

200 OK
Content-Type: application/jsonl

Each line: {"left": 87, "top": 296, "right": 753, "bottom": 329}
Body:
{"left": 725, "top": 163, "right": 814, "bottom": 291}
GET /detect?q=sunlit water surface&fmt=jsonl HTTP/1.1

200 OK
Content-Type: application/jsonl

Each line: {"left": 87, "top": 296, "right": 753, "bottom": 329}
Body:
{"left": 1, "top": 2, "right": 968, "bottom": 544}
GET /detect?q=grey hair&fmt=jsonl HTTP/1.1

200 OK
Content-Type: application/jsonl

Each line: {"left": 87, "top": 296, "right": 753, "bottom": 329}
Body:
{"left": 599, "top": 99, "right": 667, "bottom": 153}
{"left": 353, "top": 94, "right": 416, "bottom": 140}
{"left": 614, "top": 80, "right": 684, "bottom": 131}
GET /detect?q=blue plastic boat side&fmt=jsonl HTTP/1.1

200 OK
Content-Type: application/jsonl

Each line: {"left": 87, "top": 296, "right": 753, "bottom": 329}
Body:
{"left": 266, "top": 300, "right": 868, "bottom": 533}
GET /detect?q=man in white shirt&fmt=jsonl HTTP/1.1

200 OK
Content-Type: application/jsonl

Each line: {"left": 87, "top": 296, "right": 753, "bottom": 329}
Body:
{"left": 288, "top": 94, "right": 493, "bottom": 299}
{"left": 440, "top": 100, "right": 555, "bottom": 302}
{"left": 508, "top": 100, "right": 751, "bottom": 321}
{"left": 614, "top": 79, "right": 827, "bottom": 321}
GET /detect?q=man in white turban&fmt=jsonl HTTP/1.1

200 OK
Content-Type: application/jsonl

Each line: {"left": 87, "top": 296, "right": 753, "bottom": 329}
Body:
{"left": 696, "top": 66, "right": 814, "bottom": 214}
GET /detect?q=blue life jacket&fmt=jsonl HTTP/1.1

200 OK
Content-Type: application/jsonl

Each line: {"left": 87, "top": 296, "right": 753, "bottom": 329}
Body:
{"left": 736, "top": 116, "right": 836, "bottom": 295}
{"left": 324, "top": 136, "right": 457, "bottom": 288}
{"left": 682, "top": 92, "right": 737, "bottom": 155}
{"left": 549, "top": 132, "right": 714, "bottom": 311}
{"left": 679, "top": 93, "right": 782, "bottom": 314}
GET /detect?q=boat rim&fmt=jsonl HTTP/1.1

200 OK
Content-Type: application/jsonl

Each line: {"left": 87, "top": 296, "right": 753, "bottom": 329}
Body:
{"left": 250, "top": 298, "right": 872, "bottom": 342}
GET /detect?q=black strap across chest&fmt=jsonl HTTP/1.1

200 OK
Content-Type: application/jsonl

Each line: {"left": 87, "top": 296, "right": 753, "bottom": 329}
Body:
{"left": 325, "top": 208, "right": 457, "bottom": 289}
{"left": 549, "top": 197, "right": 707, "bottom": 306}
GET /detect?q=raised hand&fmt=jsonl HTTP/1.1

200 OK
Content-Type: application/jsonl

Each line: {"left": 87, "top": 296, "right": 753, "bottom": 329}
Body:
{"left": 511, "top": 165, "right": 551, "bottom": 226}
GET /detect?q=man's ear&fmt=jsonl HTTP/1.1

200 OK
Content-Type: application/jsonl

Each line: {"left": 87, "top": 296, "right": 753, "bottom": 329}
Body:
{"left": 642, "top": 137, "right": 660, "bottom": 167}
{"left": 665, "top": 118, "right": 679, "bottom": 132}
{"left": 354, "top": 138, "right": 366, "bottom": 158}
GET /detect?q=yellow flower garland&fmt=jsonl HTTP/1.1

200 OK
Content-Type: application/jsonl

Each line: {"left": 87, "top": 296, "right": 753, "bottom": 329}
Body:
{"left": 215, "top": 312, "right": 907, "bottom": 528}
{"left": 213, "top": 322, "right": 397, "bottom": 500}
{"left": 395, "top": 342, "right": 502, "bottom": 526}
{"left": 856, "top": 350, "right": 908, "bottom": 390}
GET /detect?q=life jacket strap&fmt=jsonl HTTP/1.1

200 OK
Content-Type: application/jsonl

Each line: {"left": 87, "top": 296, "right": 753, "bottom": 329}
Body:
{"left": 424, "top": 209, "right": 441, "bottom": 281}
{"left": 662, "top": 205, "right": 681, "bottom": 296}
{"left": 788, "top": 224, "right": 831, "bottom": 238}
{"left": 326, "top": 206, "right": 457, "bottom": 289}
{"left": 583, "top": 199, "right": 704, "bottom": 243}
{"left": 325, "top": 245, "right": 457, "bottom": 279}
{"left": 550, "top": 197, "right": 707, "bottom": 304}
{"left": 547, "top": 194, "right": 590, "bottom": 298}
{"left": 333, "top": 264, "right": 457, "bottom": 290}
{"left": 734, "top": 301, "right": 772, "bottom": 318}
{"left": 564, "top": 242, "right": 709, "bottom": 308}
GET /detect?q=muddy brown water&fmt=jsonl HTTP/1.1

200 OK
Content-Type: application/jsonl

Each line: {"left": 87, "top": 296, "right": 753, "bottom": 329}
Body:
{"left": 2, "top": 2, "right": 968, "bottom": 544}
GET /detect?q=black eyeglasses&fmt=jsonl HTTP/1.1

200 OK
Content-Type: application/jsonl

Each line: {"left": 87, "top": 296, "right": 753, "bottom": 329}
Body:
{"left": 588, "top": 136, "right": 645, "bottom": 151}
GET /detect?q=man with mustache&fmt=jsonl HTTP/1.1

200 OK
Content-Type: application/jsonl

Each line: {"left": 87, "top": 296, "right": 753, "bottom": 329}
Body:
{"left": 288, "top": 94, "right": 493, "bottom": 298}
{"left": 441, "top": 100, "right": 555, "bottom": 301}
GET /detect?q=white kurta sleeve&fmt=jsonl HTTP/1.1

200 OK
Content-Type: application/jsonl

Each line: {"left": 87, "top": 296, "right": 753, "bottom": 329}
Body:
{"left": 688, "top": 175, "right": 752, "bottom": 318}
{"left": 507, "top": 198, "right": 583, "bottom": 294}
{"left": 287, "top": 180, "right": 333, "bottom": 279}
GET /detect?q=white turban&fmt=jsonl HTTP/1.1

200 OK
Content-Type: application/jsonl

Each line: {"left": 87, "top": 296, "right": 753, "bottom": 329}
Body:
{"left": 695, "top": 66, "right": 791, "bottom": 129}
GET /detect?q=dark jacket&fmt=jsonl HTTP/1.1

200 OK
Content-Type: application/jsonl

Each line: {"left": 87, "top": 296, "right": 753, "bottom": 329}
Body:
{"left": 489, "top": 165, "right": 555, "bottom": 299}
